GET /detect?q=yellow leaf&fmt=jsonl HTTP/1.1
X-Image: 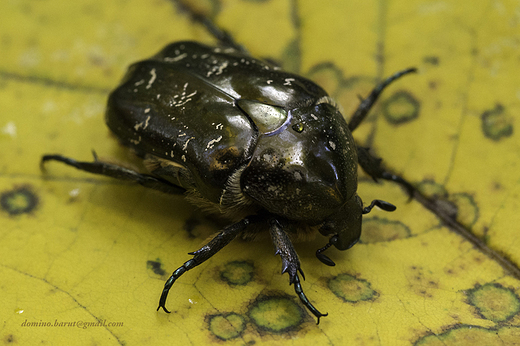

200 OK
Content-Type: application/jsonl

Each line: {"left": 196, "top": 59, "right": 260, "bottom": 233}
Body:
{"left": 1, "top": 0, "right": 519, "bottom": 345}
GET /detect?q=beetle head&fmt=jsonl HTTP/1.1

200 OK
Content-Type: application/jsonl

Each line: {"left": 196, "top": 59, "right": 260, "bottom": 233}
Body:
{"left": 316, "top": 197, "right": 396, "bottom": 266}
{"left": 240, "top": 101, "right": 358, "bottom": 223}
{"left": 318, "top": 194, "right": 364, "bottom": 251}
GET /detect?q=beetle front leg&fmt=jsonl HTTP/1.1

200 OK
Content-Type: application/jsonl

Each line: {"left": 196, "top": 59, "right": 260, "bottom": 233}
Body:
{"left": 347, "top": 68, "right": 417, "bottom": 197}
{"left": 158, "top": 217, "right": 252, "bottom": 313}
{"left": 269, "top": 219, "right": 328, "bottom": 324}
{"left": 348, "top": 68, "right": 417, "bottom": 132}
{"left": 41, "top": 153, "right": 185, "bottom": 195}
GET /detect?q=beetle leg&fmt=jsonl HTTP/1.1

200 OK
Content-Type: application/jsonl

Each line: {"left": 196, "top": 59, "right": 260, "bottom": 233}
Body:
{"left": 157, "top": 217, "right": 253, "bottom": 313}
{"left": 348, "top": 68, "right": 417, "bottom": 132}
{"left": 41, "top": 153, "right": 185, "bottom": 195}
{"left": 269, "top": 219, "right": 328, "bottom": 324}
{"left": 173, "top": 0, "right": 247, "bottom": 54}
{"left": 356, "top": 146, "right": 415, "bottom": 197}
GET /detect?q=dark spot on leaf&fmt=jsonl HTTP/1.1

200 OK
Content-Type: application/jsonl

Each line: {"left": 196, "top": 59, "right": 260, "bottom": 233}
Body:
{"left": 423, "top": 56, "right": 440, "bottom": 65}
{"left": 3, "top": 334, "right": 15, "bottom": 343}
{"left": 1, "top": 186, "right": 38, "bottom": 215}
{"left": 382, "top": 91, "right": 420, "bottom": 125}
{"left": 481, "top": 104, "right": 513, "bottom": 141}
{"left": 183, "top": 217, "right": 201, "bottom": 239}
{"left": 473, "top": 255, "right": 484, "bottom": 263}
{"left": 147, "top": 259, "right": 166, "bottom": 276}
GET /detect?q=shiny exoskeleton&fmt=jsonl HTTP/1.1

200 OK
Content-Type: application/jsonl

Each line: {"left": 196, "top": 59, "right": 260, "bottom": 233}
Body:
{"left": 42, "top": 28, "right": 415, "bottom": 324}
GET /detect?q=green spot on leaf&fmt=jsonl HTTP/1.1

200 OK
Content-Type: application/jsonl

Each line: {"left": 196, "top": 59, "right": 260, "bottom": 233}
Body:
{"left": 208, "top": 312, "right": 246, "bottom": 340}
{"left": 466, "top": 283, "right": 520, "bottom": 322}
{"left": 360, "top": 217, "right": 411, "bottom": 243}
{"left": 383, "top": 91, "right": 420, "bottom": 125}
{"left": 416, "top": 325, "right": 500, "bottom": 345}
{"left": 220, "top": 260, "right": 254, "bottom": 286}
{"left": 481, "top": 104, "right": 513, "bottom": 141}
{"left": 248, "top": 295, "right": 303, "bottom": 332}
{"left": 416, "top": 180, "right": 448, "bottom": 198}
{"left": 449, "top": 193, "right": 479, "bottom": 227}
{"left": 328, "top": 274, "right": 377, "bottom": 302}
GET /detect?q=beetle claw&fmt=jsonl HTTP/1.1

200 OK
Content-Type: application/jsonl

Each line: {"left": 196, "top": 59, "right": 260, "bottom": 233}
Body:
{"left": 157, "top": 304, "right": 171, "bottom": 314}
{"left": 292, "top": 274, "right": 328, "bottom": 324}
{"left": 298, "top": 268, "right": 306, "bottom": 281}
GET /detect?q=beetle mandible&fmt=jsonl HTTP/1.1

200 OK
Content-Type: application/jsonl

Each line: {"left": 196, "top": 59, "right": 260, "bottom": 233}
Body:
{"left": 41, "top": 14, "right": 416, "bottom": 324}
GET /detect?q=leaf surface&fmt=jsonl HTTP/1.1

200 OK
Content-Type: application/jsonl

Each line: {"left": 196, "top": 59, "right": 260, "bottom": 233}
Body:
{"left": 1, "top": 0, "right": 519, "bottom": 345}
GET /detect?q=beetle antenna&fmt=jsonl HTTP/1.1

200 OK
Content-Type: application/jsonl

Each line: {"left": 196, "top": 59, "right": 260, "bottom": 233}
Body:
{"left": 316, "top": 235, "right": 338, "bottom": 266}
{"left": 363, "top": 200, "right": 396, "bottom": 214}
{"left": 348, "top": 67, "right": 417, "bottom": 132}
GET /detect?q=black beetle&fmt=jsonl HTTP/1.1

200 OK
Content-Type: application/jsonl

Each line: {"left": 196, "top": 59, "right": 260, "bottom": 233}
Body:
{"left": 42, "top": 17, "right": 415, "bottom": 324}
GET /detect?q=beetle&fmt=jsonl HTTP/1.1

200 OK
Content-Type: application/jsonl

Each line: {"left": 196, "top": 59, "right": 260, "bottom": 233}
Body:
{"left": 41, "top": 16, "right": 416, "bottom": 324}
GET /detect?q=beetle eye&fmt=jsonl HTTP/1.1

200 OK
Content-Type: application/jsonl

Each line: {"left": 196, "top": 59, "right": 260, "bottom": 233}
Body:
{"left": 292, "top": 123, "right": 304, "bottom": 133}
